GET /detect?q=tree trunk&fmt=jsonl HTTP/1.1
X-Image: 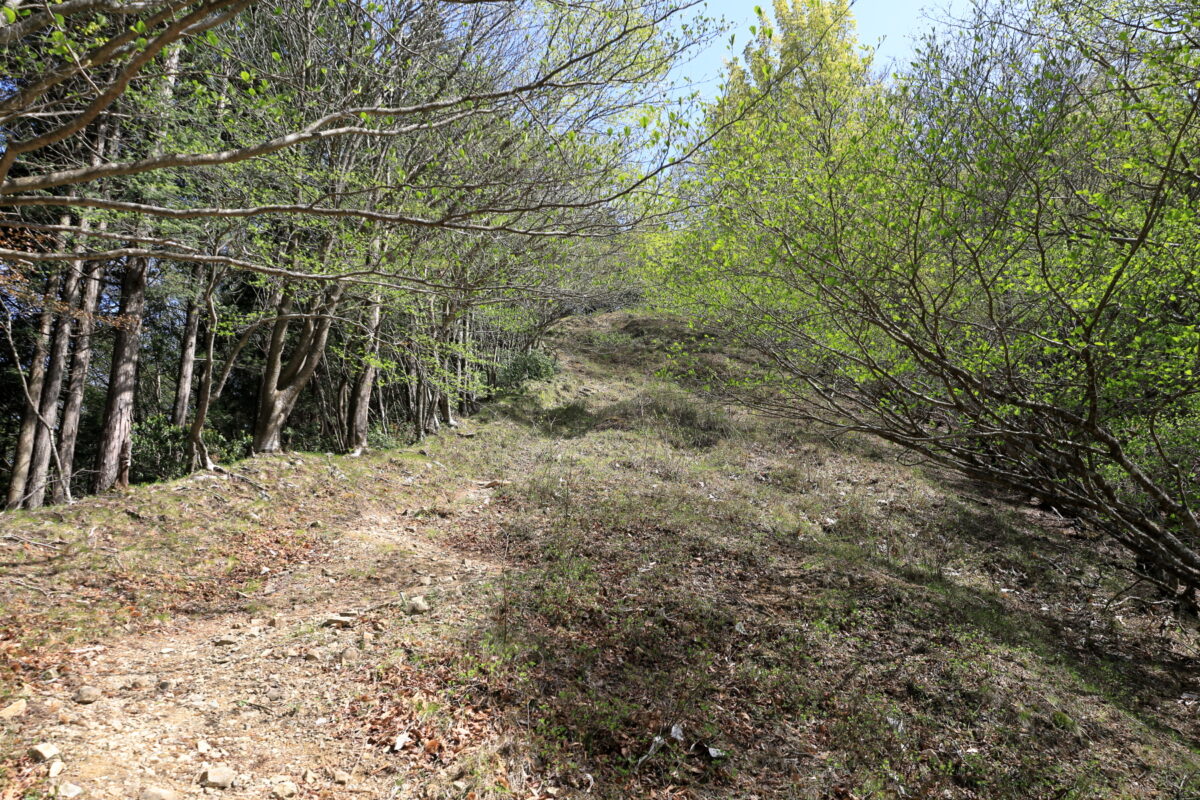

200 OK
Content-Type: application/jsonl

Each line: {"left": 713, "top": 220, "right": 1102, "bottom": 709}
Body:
{"left": 172, "top": 264, "right": 205, "bottom": 426}
{"left": 26, "top": 221, "right": 83, "bottom": 508}
{"left": 93, "top": 256, "right": 148, "bottom": 493}
{"left": 187, "top": 273, "right": 221, "bottom": 470}
{"left": 6, "top": 270, "right": 61, "bottom": 509}
{"left": 346, "top": 292, "right": 382, "bottom": 454}
{"left": 53, "top": 254, "right": 104, "bottom": 504}
{"left": 252, "top": 282, "right": 344, "bottom": 453}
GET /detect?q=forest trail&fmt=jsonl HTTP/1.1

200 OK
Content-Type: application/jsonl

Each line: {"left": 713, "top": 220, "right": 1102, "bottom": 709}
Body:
{"left": 5, "top": 478, "right": 506, "bottom": 800}
{"left": 3, "top": 313, "right": 1200, "bottom": 800}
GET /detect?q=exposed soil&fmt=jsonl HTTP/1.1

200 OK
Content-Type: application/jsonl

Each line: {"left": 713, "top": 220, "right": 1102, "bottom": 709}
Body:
{"left": 2, "top": 313, "right": 1199, "bottom": 800}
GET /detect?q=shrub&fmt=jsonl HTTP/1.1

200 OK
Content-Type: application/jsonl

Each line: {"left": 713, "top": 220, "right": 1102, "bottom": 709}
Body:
{"left": 498, "top": 350, "right": 558, "bottom": 389}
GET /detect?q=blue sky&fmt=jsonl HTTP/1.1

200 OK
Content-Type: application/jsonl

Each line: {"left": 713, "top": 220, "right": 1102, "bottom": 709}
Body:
{"left": 678, "top": 0, "right": 968, "bottom": 97}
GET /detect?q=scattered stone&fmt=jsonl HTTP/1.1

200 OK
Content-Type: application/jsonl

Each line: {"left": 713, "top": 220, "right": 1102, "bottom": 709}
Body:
{"left": 213, "top": 634, "right": 238, "bottom": 646}
{"left": 57, "top": 782, "right": 83, "bottom": 798}
{"left": 139, "top": 788, "right": 180, "bottom": 800}
{"left": 196, "top": 740, "right": 211, "bottom": 754}
{"left": 48, "top": 760, "right": 65, "bottom": 778}
{"left": 199, "top": 765, "right": 236, "bottom": 789}
{"left": 271, "top": 781, "right": 298, "bottom": 798}
{"left": 29, "top": 742, "right": 61, "bottom": 762}
{"left": 407, "top": 596, "right": 430, "bottom": 615}
{"left": 322, "top": 615, "right": 355, "bottom": 629}
{"left": 0, "top": 698, "right": 27, "bottom": 719}
{"left": 302, "top": 769, "right": 317, "bottom": 784}
{"left": 72, "top": 686, "right": 102, "bottom": 704}
{"left": 332, "top": 770, "right": 351, "bottom": 785}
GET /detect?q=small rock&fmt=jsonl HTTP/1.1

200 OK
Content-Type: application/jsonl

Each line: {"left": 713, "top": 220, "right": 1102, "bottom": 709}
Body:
{"left": 0, "top": 698, "right": 27, "bottom": 719}
{"left": 73, "top": 686, "right": 102, "bottom": 704}
{"left": 407, "top": 596, "right": 430, "bottom": 615}
{"left": 57, "top": 783, "right": 83, "bottom": 799}
{"left": 302, "top": 769, "right": 317, "bottom": 784}
{"left": 213, "top": 635, "right": 238, "bottom": 646}
{"left": 29, "top": 742, "right": 61, "bottom": 762}
{"left": 199, "top": 765, "right": 236, "bottom": 789}
{"left": 271, "top": 781, "right": 298, "bottom": 798}
{"left": 139, "top": 788, "right": 180, "bottom": 800}
{"left": 196, "top": 740, "right": 211, "bottom": 754}
{"left": 322, "top": 615, "right": 355, "bottom": 629}
{"left": 48, "top": 760, "right": 65, "bottom": 777}
{"left": 332, "top": 770, "right": 351, "bottom": 785}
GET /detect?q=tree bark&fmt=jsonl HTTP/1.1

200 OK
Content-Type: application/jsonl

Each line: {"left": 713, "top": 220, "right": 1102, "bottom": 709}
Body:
{"left": 26, "top": 218, "right": 84, "bottom": 508}
{"left": 346, "top": 291, "right": 382, "bottom": 454}
{"left": 53, "top": 253, "right": 104, "bottom": 504}
{"left": 172, "top": 263, "right": 205, "bottom": 426}
{"left": 187, "top": 276, "right": 220, "bottom": 470}
{"left": 252, "top": 282, "right": 344, "bottom": 453}
{"left": 92, "top": 255, "right": 148, "bottom": 493}
{"left": 6, "top": 270, "right": 61, "bottom": 509}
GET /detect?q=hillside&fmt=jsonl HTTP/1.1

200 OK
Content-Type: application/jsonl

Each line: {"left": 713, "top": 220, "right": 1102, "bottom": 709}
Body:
{"left": 2, "top": 313, "right": 1198, "bottom": 800}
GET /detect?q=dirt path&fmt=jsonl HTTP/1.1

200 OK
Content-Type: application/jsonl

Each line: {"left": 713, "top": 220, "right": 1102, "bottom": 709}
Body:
{"left": 8, "top": 491, "right": 503, "bottom": 800}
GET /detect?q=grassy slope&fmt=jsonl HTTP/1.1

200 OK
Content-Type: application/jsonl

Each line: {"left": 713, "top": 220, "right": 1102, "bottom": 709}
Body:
{"left": 3, "top": 311, "right": 1199, "bottom": 799}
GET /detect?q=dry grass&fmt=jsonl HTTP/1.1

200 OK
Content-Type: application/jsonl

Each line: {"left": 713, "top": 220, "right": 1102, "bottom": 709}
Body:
{"left": 409, "top": 313, "right": 1200, "bottom": 799}
{"left": 3, "top": 312, "right": 1199, "bottom": 800}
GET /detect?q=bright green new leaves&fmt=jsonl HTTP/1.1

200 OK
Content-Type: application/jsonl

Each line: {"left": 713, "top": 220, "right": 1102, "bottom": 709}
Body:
{"left": 657, "top": 0, "right": 1200, "bottom": 598}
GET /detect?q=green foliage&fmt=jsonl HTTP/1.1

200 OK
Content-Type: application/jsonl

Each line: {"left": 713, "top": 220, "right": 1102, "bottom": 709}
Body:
{"left": 131, "top": 415, "right": 250, "bottom": 483}
{"left": 655, "top": 0, "right": 1200, "bottom": 602}
{"left": 498, "top": 350, "right": 559, "bottom": 390}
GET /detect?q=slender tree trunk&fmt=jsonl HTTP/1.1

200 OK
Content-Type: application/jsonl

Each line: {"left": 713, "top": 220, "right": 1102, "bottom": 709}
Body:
{"left": 6, "top": 270, "right": 61, "bottom": 509}
{"left": 92, "top": 256, "right": 148, "bottom": 493}
{"left": 187, "top": 272, "right": 221, "bottom": 470}
{"left": 52, "top": 115, "right": 112, "bottom": 502}
{"left": 26, "top": 219, "right": 84, "bottom": 508}
{"left": 346, "top": 291, "right": 382, "bottom": 454}
{"left": 53, "top": 253, "right": 104, "bottom": 504}
{"left": 172, "top": 263, "right": 205, "bottom": 426}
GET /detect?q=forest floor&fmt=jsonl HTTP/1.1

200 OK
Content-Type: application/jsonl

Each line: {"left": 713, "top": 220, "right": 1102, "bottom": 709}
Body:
{"left": 2, "top": 312, "right": 1200, "bottom": 800}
